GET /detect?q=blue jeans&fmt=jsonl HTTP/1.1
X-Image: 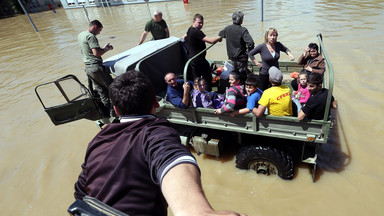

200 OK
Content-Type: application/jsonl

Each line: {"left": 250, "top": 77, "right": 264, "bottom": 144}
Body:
{"left": 291, "top": 98, "right": 302, "bottom": 116}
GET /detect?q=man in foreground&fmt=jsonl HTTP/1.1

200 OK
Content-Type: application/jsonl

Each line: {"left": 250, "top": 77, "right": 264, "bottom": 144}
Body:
{"left": 252, "top": 66, "right": 293, "bottom": 117}
{"left": 298, "top": 72, "right": 338, "bottom": 121}
{"left": 74, "top": 70, "right": 246, "bottom": 216}
{"left": 78, "top": 20, "right": 114, "bottom": 116}
{"left": 164, "top": 72, "right": 192, "bottom": 109}
{"left": 138, "top": 10, "right": 169, "bottom": 45}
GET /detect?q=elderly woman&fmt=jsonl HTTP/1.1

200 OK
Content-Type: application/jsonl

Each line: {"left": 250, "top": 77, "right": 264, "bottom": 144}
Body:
{"left": 292, "top": 43, "right": 325, "bottom": 90}
{"left": 248, "top": 28, "right": 295, "bottom": 91}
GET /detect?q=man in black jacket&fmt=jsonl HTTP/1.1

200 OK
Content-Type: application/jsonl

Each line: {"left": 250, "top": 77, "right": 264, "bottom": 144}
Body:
{"left": 185, "top": 14, "right": 222, "bottom": 90}
{"left": 298, "top": 73, "right": 338, "bottom": 121}
{"left": 219, "top": 11, "right": 255, "bottom": 82}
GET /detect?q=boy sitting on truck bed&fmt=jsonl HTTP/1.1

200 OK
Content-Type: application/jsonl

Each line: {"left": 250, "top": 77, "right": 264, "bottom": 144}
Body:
{"left": 252, "top": 66, "right": 293, "bottom": 117}
{"left": 213, "top": 71, "right": 246, "bottom": 114}
{"left": 298, "top": 72, "right": 338, "bottom": 121}
{"left": 230, "top": 75, "right": 263, "bottom": 117}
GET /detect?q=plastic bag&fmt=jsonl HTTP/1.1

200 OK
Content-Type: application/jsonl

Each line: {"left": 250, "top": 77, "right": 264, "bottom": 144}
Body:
{"left": 220, "top": 61, "right": 233, "bottom": 80}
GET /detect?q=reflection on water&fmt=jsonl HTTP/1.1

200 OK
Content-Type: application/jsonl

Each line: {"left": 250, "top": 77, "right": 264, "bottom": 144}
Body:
{"left": 316, "top": 111, "right": 351, "bottom": 174}
{"left": 1, "top": 0, "right": 384, "bottom": 215}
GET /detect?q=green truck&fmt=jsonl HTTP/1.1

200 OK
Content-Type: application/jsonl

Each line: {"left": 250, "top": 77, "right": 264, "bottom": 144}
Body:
{"left": 35, "top": 34, "right": 335, "bottom": 182}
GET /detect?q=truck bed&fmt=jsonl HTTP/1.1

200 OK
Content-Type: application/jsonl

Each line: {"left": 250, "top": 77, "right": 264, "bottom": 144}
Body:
{"left": 103, "top": 36, "right": 334, "bottom": 145}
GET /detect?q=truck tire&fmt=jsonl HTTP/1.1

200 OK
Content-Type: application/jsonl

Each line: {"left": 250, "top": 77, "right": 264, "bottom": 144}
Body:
{"left": 236, "top": 145, "right": 294, "bottom": 180}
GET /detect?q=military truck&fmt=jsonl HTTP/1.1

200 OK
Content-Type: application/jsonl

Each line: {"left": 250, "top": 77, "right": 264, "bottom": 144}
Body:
{"left": 35, "top": 34, "right": 335, "bottom": 181}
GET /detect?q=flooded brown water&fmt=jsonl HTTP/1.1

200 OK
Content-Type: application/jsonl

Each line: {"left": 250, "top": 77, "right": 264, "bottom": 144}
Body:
{"left": 1, "top": 0, "right": 384, "bottom": 215}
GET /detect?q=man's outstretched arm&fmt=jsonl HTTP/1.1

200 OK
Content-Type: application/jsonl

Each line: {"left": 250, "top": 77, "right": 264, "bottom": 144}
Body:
{"left": 298, "top": 110, "right": 307, "bottom": 121}
{"left": 161, "top": 163, "right": 247, "bottom": 216}
{"left": 138, "top": 31, "right": 149, "bottom": 45}
{"left": 202, "top": 36, "right": 222, "bottom": 44}
{"left": 252, "top": 105, "right": 266, "bottom": 118}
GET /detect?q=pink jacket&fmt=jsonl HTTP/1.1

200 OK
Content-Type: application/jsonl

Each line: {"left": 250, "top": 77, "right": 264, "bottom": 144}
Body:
{"left": 298, "top": 84, "right": 310, "bottom": 104}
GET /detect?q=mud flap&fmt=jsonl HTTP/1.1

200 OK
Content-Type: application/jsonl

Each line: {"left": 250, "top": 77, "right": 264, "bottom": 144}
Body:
{"left": 310, "top": 163, "right": 317, "bottom": 183}
{"left": 192, "top": 134, "right": 221, "bottom": 158}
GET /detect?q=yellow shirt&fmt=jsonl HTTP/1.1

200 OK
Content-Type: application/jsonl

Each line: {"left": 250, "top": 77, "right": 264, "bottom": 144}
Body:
{"left": 258, "top": 85, "right": 293, "bottom": 116}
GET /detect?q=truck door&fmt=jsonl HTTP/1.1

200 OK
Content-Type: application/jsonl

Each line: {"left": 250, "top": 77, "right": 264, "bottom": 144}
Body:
{"left": 35, "top": 74, "right": 103, "bottom": 126}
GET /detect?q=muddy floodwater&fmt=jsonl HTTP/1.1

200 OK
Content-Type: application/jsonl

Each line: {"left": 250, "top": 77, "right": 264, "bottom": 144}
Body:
{"left": 1, "top": 0, "right": 384, "bottom": 215}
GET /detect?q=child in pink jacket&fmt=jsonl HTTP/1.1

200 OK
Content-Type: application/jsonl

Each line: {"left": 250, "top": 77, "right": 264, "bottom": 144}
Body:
{"left": 292, "top": 72, "right": 310, "bottom": 105}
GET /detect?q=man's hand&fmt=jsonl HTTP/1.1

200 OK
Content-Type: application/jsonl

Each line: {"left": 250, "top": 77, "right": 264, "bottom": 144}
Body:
{"left": 103, "top": 43, "right": 113, "bottom": 51}
{"left": 213, "top": 109, "right": 222, "bottom": 114}
{"left": 252, "top": 105, "right": 266, "bottom": 118}
{"left": 304, "top": 66, "right": 313, "bottom": 72}
{"left": 230, "top": 110, "right": 239, "bottom": 117}
{"left": 332, "top": 100, "right": 338, "bottom": 109}
{"left": 183, "top": 82, "right": 191, "bottom": 92}
{"left": 203, "top": 36, "right": 222, "bottom": 44}
{"left": 181, "top": 82, "right": 191, "bottom": 107}
{"left": 93, "top": 43, "right": 113, "bottom": 57}
{"left": 138, "top": 31, "right": 149, "bottom": 45}
{"left": 162, "top": 163, "right": 247, "bottom": 216}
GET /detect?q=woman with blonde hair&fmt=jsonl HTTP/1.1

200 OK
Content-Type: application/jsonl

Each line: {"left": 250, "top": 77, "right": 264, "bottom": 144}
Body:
{"left": 248, "top": 28, "right": 295, "bottom": 90}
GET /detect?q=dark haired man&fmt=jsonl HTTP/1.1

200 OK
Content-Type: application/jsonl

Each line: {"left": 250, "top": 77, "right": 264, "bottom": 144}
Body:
{"left": 78, "top": 20, "right": 114, "bottom": 116}
{"left": 298, "top": 73, "right": 337, "bottom": 121}
{"left": 74, "top": 71, "right": 246, "bottom": 216}
{"left": 185, "top": 14, "right": 222, "bottom": 89}
{"left": 218, "top": 11, "right": 254, "bottom": 82}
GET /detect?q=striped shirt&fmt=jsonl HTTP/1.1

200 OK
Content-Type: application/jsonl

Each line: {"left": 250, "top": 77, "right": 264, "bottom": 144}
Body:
{"left": 220, "top": 84, "right": 246, "bottom": 112}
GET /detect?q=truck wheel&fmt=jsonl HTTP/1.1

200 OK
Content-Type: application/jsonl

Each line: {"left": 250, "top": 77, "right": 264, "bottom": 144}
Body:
{"left": 236, "top": 145, "right": 294, "bottom": 180}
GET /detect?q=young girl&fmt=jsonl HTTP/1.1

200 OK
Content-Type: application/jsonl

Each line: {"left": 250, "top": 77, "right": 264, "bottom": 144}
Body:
{"left": 191, "top": 77, "right": 224, "bottom": 109}
{"left": 191, "top": 77, "right": 212, "bottom": 108}
{"left": 213, "top": 72, "right": 246, "bottom": 114}
{"left": 292, "top": 72, "right": 310, "bottom": 105}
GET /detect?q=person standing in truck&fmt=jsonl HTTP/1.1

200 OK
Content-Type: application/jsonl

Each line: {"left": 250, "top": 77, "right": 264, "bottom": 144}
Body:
{"left": 219, "top": 11, "right": 254, "bottom": 83}
{"left": 78, "top": 19, "right": 114, "bottom": 116}
{"left": 184, "top": 13, "right": 222, "bottom": 90}
{"left": 248, "top": 28, "right": 295, "bottom": 91}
